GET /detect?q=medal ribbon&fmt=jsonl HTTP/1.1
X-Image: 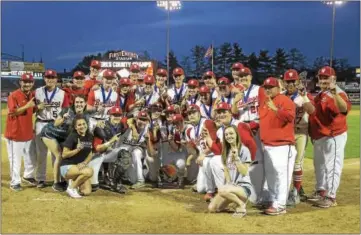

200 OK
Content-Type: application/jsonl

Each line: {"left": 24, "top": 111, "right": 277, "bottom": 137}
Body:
{"left": 101, "top": 86, "right": 112, "bottom": 104}
{"left": 243, "top": 84, "right": 253, "bottom": 103}
{"left": 202, "top": 104, "right": 212, "bottom": 119}
{"left": 44, "top": 87, "right": 57, "bottom": 105}
{"left": 174, "top": 84, "right": 184, "bottom": 103}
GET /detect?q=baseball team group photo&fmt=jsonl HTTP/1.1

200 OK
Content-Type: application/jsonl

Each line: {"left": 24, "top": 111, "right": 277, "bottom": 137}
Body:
{"left": 1, "top": 1, "right": 360, "bottom": 234}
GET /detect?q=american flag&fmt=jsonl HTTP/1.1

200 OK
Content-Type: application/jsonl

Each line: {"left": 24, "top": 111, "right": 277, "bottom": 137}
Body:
{"left": 204, "top": 45, "right": 213, "bottom": 58}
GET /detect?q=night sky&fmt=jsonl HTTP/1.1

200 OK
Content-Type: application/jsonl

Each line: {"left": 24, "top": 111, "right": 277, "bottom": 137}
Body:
{"left": 1, "top": 1, "right": 360, "bottom": 71}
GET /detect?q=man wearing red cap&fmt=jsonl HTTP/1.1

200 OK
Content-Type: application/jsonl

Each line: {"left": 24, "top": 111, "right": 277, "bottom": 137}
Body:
{"left": 185, "top": 104, "right": 222, "bottom": 201}
{"left": 283, "top": 69, "right": 315, "bottom": 205}
{"left": 215, "top": 77, "right": 235, "bottom": 106}
{"left": 33, "top": 69, "right": 70, "bottom": 188}
{"left": 231, "top": 62, "right": 244, "bottom": 86}
{"left": 63, "top": 71, "right": 89, "bottom": 106}
{"left": 164, "top": 67, "right": 188, "bottom": 105}
{"left": 179, "top": 79, "right": 200, "bottom": 113}
{"left": 308, "top": 66, "right": 351, "bottom": 208}
{"left": 199, "top": 85, "right": 215, "bottom": 119}
{"left": 5, "top": 73, "right": 36, "bottom": 191}
{"left": 258, "top": 77, "right": 297, "bottom": 215}
{"left": 87, "top": 69, "right": 119, "bottom": 131}
{"left": 117, "top": 77, "right": 136, "bottom": 115}
{"left": 89, "top": 106, "right": 129, "bottom": 193}
{"left": 129, "top": 64, "right": 145, "bottom": 100}
{"left": 202, "top": 71, "right": 218, "bottom": 101}
{"left": 84, "top": 60, "right": 102, "bottom": 90}
{"left": 155, "top": 68, "right": 168, "bottom": 96}
{"left": 142, "top": 75, "right": 160, "bottom": 109}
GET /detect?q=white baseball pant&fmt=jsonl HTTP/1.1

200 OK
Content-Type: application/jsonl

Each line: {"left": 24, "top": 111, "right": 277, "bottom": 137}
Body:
{"left": 196, "top": 156, "right": 215, "bottom": 194}
{"left": 263, "top": 145, "right": 296, "bottom": 209}
{"left": 313, "top": 132, "right": 347, "bottom": 198}
{"left": 5, "top": 139, "right": 36, "bottom": 186}
{"left": 123, "top": 146, "right": 147, "bottom": 184}
{"left": 249, "top": 132, "right": 270, "bottom": 203}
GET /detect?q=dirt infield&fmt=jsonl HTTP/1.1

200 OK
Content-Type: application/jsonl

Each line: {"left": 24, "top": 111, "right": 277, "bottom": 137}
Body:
{"left": 1, "top": 145, "right": 360, "bottom": 233}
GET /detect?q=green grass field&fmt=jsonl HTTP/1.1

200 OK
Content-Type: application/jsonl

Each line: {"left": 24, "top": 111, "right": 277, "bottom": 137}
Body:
{"left": 1, "top": 103, "right": 359, "bottom": 158}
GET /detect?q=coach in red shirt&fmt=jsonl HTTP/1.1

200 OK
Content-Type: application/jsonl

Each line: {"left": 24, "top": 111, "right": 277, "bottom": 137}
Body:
{"left": 5, "top": 73, "right": 37, "bottom": 191}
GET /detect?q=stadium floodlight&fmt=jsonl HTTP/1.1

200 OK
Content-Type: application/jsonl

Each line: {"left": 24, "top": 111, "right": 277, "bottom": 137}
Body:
{"left": 157, "top": 1, "right": 182, "bottom": 85}
{"left": 322, "top": 0, "right": 346, "bottom": 67}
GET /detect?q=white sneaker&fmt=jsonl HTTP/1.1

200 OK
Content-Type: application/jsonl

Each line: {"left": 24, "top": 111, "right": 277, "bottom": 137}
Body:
{"left": 66, "top": 187, "right": 82, "bottom": 198}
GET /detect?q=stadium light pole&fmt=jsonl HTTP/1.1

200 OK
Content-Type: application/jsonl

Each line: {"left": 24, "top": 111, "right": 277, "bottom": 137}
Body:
{"left": 322, "top": 1, "right": 345, "bottom": 67}
{"left": 157, "top": 0, "right": 182, "bottom": 85}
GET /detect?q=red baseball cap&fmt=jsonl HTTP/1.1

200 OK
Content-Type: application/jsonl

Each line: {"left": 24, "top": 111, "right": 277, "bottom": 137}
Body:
{"left": 156, "top": 68, "right": 167, "bottom": 76}
{"left": 216, "top": 102, "right": 231, "bottom": 111}
{"left": 90, "top": 60, "right": 101, "bottom": 69}
{"left": 199, "top": 85, "right": 210, "bottom": 94}
{"left": 137, "top": 110, "right": 150, "bottom": 120}
{"left": 119, "top": 77, "right": 131, "bottom": 86}
{"left": 130, "top": 64, "right": 140, "bottom": 73}
{"left": 144, "top": 75, "right": 155, "bottom": 84}
{"left": 217, "top": 77, "right": 230, "bottom": 86}
{"left": 239, "top": 67, "right": 252, "bottom": 76}
{"left": 172, "top": 114, "right": 184, "bottom": 123}
{"left": 21, "top": 73, "right": 34, "bottom": 81}
{"left": 103, "top": 69, "right": 115, "bottom": 79}
{"left": 188, "top": 79, "right": 199, "bottom": 87}
{"left": 165, "top": 105, "right": 176, "bottom": 113}
{"left": 231, "top": 62, "right": 244, "bottom": 70}
{"left": 263, "top": 77, "right": 279, "bottom": 88}
{"left": 108, "top": 106, "right": 122, "bottom": 115}
{"left": 44, "top": 69, "right": 57, "bottom": 78}
{"left": 188, "top": 104, "right": 200, "bottom": 113}
{"left": 73, "top": 71, "right": 85, "bottom": 78}
{"left": 318, "top": 66, "right": 336, "bottom": 77}
{"left": 203, "top": 71, "right": 215, "bottom": 78}
{"left": 173, "top": 67, "right": 184, "bottom": 76}
{"left": 284, "top": 69, "right": 299, "bottom": 81}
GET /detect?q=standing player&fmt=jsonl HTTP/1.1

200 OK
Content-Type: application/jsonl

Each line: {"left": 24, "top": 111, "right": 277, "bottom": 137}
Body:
{"left": 154, "top": 68, "right": 168, "bottom": 96}
{"left": 84, "top": 60, "right": 102, "bottom": 91}
{"left": 230, "top": 62, "right": 244, "bottom": 86}
{"left": 308, "top": 66, "right": 351, "bottom": 208}
{"left": 215, "top": 77, "right": 235, "bottom": 105}
{"left": 34, "top": 69, "right": 70, "bottom": 188}
{"left": 87, "top": 69, "right": 119, "bottom": 132}
{"left": 164, "top": 68, "right": 188, "bottom": 106}
{"left": 63, "top": 71, "right": 89, "bottom": 105}
{"left": 259, "top": 77, "right": 297, "bottom": 215}
{"left": 129, "top": 64, "right": 144, "bottom": 99}
{"left": 202, "top": 71, "right": 218, "bottom": 101}
{"left": 231, "top": 66, "right": 267, "bottom": 204}
{"left": 142, "top": 75, "right": 160, "bottom": 109}
{"left": 117, "top": 77, "right": 137, "bottom": 116}
{"left": 5, "top": 73, "right": 36, "bottom": 191}
{"left": 199, "top": 86, "right": 215, "bottom": 119}
{"left": 283, "top": 69, "right": 315, "bottom": 204}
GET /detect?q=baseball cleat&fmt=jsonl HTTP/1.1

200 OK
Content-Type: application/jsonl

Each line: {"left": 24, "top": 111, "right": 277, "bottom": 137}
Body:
{"left": 313, "top": 197, "right": 337, "bottom": 208}
{"left": 66, "top": 187, "right": 82, "bottom": 199}
{"left": 287, "top": 188, "right": 300, "bottom": 207}
{"left": 37, "top": 181, "right": 46, "bottom": 188}
{"left": 10, "top": 184, "right": 22, "bottom": 192}
{"left": 22, "top": 177, "right": 37, "bottom": 186}
{"left": 52, "top": 183, "right": 65, "bottom": 192}
{"left": 307, "top": 191, "right": 325, "bottom": 202}
{"left": 264, "top": 207, "right": 287, "bottom": 216}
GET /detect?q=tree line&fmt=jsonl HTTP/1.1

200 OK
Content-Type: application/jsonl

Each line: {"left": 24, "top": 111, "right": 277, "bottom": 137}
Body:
{"left": 71, "top": 43, "right": 356, "bottom": 85}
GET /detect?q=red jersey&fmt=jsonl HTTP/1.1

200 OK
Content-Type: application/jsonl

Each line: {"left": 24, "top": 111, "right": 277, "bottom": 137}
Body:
{"left": 5, "top": 89, "right": 35, "bottom": 141}
{"left": 259, "top": 93, "right": 296, "bottom": 146}
{"left": 118, "top": 91, "right": 136, "bottom": 113}
{"left": 309, "top": 89, "right": 351, "bottom": 140}
{"left": 84, "top": 78, "right": 101, "bottom": 90}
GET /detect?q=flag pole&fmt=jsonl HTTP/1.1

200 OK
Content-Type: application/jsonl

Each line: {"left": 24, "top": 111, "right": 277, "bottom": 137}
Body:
{"left": 211, "top": 41, "right": 214, "bottom": 72}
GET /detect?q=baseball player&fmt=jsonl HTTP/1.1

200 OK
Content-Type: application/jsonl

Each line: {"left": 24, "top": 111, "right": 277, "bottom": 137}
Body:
{"left": 87, "top": 69, "right": 119, "bottom": 132}
{"left": 117, "top": 77, "right": 136, "bottom": 116}
{"left": 185, "top": 105, "right": 221, "bottom": 201}
{"left": 119, "top": 110, "right": 151, "bottom": 189}
{"left": 308, "top": 66, "right": 351, "bottom": 208}
{"left": 154, "top": 68, "right": 168, "bottom": 96}
{"left": 202, "top": 71, "right": 218, "bottom": 101}
{"left": 230, "top": 62, "right": 244, "bottom": 86}
{"left": 214, "top": 77, "right": 235, "bottom": 106}
{"left": 208, "top": 125, "right": 255, "bottom": 217}
{"left": 5, "top": 73, "right": 36, "bottom": 191}
{"left": 142, "top": 75, "right": 160, "bottom": 109}
{"left": 283, "top": 69, "right": 315, "bottom": 205}
{"left": 231, "top": 66, "right": 269, "bottom": 206}
{"left": 258, "top": 77, "right": 297, "bottom": 215}
{"left": 163, "top": 67, "right": 188, "bottom": 106}
{"left": 129, "top": 64, "right": 145, "bottom": 99}
{"left": 84, "top": 60, "right": 102, "bottom": 90}
{"left": 199, "top": 86, "right": 216, "bottom": 119}
{"left": 33, "top": 69, "right": 70, "bottom": 188}
{"left": 63, "top": 71, "right": 89, "bottom": 106}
